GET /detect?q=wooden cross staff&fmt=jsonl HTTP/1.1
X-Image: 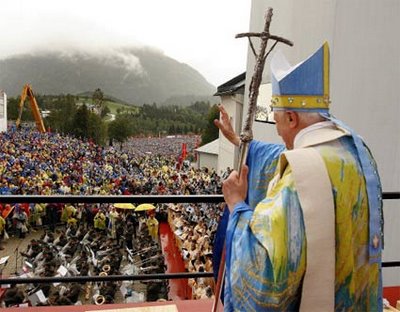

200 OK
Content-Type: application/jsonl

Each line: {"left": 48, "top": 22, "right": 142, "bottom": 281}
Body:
{"left": 212, "top": 7, "right": 293, "bottom": 312}
{"left": 235, "top": 7, "right": 293, "bottom": 172}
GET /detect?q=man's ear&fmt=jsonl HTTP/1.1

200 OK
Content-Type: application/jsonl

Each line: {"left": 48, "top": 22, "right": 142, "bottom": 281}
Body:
{"left": 287, "top": 111, "right": 299, "bottom": 128}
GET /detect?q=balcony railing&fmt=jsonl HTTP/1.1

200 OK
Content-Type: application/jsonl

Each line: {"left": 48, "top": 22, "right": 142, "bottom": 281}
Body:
{"left": 0, "top": 192, "right": 398, "bottom": 286}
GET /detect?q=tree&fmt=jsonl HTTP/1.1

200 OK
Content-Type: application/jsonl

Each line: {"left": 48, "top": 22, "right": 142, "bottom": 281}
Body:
{"left": 201, "top": 104, "right": 219, "bottom": 145}
{"left": 72, "top": 104, "right": 89, "bottom": 138}
{"left": 92, "top": 88, "right": 104, "bottom": 108}
{"left": 108, "top": 116, "right": 132, "bottom": 147}
{"left": 101, "top": 105, "right": 110, "bottom": 118}
{"left": 45, "top": 94, "right": 77, "bottom": 134}
{"left": 168, "top": 124, "right": 176, "bottom": 135}
{"left": 6, "top": 97, "right": 20, "bottom": 120}
{"left": 188, "top": 101, "right": 210, "bottom": 115}
{"left": 88, "top": 113, "right": 107, "bottom": 145}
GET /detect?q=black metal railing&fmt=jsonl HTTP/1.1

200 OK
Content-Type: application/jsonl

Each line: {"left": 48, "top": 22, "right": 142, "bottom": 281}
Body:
{"left": 0, "top": 192, "right": 398, "bottom": 286}
{"left": 383, "top": 192, "right": 400, "bottom": 200}
{"left": 0, "top": 272, "right": 214, "bottom": 285}
{"left": 381, "top": 191, "right": 400, "bottom": 268}
{"left": 0, "top": 194, "right": 224, "bottom": 204}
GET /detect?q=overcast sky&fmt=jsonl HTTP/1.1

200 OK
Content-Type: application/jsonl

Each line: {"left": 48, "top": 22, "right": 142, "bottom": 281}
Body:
{"left": 0, "top": 0, "right": 251, "bottom": 86}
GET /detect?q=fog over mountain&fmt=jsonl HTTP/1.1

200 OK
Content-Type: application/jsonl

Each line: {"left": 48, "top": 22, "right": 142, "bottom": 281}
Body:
{"left": 0, "top": 47, "right": 216, "bottom": 106}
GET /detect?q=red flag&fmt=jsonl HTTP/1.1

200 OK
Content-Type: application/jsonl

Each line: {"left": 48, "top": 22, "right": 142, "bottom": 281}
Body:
{"left": 181, "top": 143, "right": 187, "bottom": 160}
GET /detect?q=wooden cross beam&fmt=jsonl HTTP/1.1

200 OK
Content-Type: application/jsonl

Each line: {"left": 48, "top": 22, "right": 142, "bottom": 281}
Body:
{"left": 236, "top": 7, "right": 293, "bottom": 145}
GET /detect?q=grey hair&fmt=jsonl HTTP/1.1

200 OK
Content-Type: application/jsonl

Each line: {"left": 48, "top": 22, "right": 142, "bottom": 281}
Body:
{"left": 274, "top": 110, "right": 326, "bottom": 126}
{"left": 296, "top": 111, "right": 326, "bottom": 126}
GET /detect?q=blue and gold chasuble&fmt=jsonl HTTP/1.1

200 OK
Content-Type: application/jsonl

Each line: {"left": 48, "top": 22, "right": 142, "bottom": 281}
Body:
{"left": 224, "top": 136, "right": 381, "bottom": 311}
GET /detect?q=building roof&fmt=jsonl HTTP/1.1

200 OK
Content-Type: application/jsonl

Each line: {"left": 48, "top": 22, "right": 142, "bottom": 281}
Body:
{"left": 214, "top": 72, "right": 246, "bottom": 96}
{"left": 195, "top": 139, "right": 219, "bottom": 155}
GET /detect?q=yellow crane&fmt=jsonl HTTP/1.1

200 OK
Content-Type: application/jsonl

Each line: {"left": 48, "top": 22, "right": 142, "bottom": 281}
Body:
{"left": 15, "top": 84, "right": 46, "bottom": 133}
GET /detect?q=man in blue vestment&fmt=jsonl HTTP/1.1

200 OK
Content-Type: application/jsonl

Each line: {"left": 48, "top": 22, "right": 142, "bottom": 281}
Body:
{"left": 214, "top": 42, "right": 383, "bottom": 311}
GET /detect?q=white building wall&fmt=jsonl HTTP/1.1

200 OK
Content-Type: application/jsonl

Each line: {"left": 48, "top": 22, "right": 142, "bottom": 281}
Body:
{"left": 244, "top": 0, "right": 400, "bottom": 286}
{"left": 198, "top": 152, "right": 218, "bottom": 171}
{"left": 0, "top": 91, "right": 7, "bottom": 132}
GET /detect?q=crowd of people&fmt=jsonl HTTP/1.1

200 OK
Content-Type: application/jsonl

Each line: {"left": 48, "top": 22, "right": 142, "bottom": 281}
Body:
{"left": 0, "top": 127, "right": 223, "bottom": 240}
{"left": 121, "top": 136, "right": 199, "bottom": 159}
{"left": 0, "top": 128, "right": 211, "bottom": 197}
{"left": 0, "top": 126, "right": 225, "bottom": 307}
{"left": 169, "top": 203, "right": 220, "bottom": 299}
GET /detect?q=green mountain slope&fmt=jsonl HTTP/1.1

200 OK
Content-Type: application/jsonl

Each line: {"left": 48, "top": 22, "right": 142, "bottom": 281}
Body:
{"left": 0, "top": 47, "right": 216, "bottom": 105}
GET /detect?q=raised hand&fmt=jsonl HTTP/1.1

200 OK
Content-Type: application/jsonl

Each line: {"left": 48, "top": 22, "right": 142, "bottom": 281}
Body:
{"left": 213, "top": 104, "right": 240, "bottom": 146}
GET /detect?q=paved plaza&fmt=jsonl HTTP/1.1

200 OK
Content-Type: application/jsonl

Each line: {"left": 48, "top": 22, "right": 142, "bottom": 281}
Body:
{"left": 0, "top": 228, "right": 44, "bottom": 277}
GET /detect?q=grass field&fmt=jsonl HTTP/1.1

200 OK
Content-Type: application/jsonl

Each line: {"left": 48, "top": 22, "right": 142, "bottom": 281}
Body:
{"left": 104, "top": 100, "right": 139, "bottom": 115}
{"left": 78, "top": 97, "right": 140, "bottom": 115}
